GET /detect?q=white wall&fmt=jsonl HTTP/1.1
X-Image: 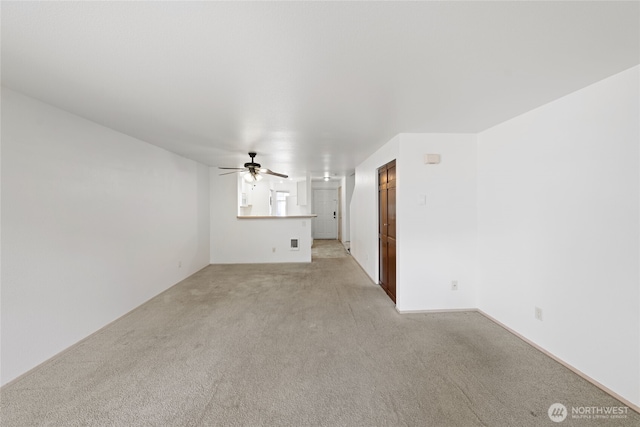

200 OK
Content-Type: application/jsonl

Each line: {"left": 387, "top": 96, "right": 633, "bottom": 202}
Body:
{"left": 342, "top": 173, "right": 355, "bottom": 244}
{"left": 477, "top": 66, "right": 640, "bottom": 406}
{"left": 312, "top": 180, "right": 341, "bottom": 190}
{"left": 239, "top": 177, "right": 309, "bottom": 217}
{"left": 350, "top": 135, "right": 400, "bottom": 281}
{"left": 239, "top": 177, "right": 271, "bottom": 216}
{"left": 1, "top": 89, "right": 211, "bottom": 385}
{"left": 350, "top": 133, "right": 477, "bottom": 312}
{"left": 396, "top": 134, "right": 477, "bottom": 312}
{"left": 344, "top": 66, "right": 640, "bottom": 406}
{"left": 273, "top": 179, "right": 308, "bottom": 216}
{"left": 210, "top": 171, "right": 312, "bottom": 263}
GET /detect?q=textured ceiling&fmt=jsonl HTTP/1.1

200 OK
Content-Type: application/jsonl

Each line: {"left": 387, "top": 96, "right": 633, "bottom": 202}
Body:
{"left": 2, "top": 1, "right": 638, "bottom": 178}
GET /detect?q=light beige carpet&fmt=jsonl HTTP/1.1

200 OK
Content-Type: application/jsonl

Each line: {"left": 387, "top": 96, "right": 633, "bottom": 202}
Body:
{"left": 1, "top": 241, "right": 637, "bottom": 426}
{"left": 312, "top": 239, "right": 349, "bottom": 259}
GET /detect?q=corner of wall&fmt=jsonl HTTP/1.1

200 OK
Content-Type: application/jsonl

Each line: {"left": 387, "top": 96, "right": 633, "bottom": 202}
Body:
{"left": 395, "top": 133, "right": 478, "bottom": 312}
{"left": 476, "top": 66, "right": 640, "bottom": 406}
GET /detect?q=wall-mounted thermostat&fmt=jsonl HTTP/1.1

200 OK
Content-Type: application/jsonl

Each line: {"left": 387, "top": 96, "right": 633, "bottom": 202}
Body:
{"left": 424, "top": 154, "right": 441, "bottom": 164}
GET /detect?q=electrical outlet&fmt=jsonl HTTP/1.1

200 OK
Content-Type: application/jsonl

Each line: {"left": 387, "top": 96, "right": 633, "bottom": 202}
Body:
{"left": 272, "top": 247, "right": 276, "bottom": 253}
{"left": 451, "top": 280, "right": 458, "bottom": 291}
{"left": 535, "top": 307, "right": 543, "bottom": 321}
{"left": 178, "top": 261, "right": 182, "bottom": 268}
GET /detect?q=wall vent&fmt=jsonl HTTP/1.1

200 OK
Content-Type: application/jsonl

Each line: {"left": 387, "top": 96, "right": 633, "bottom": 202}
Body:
{"left": 290, "top": 239, "right": 299, "bottom": 251}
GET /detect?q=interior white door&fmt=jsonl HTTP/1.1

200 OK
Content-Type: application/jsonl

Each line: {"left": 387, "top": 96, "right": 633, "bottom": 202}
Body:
{"left": 313, "top": 189, "right": 338, "bottom": 239}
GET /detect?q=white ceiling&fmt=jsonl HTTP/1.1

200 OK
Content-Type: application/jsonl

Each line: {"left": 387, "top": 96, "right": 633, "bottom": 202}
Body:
{"left": 2, "top": 1, "right": 638, "bottom": 179}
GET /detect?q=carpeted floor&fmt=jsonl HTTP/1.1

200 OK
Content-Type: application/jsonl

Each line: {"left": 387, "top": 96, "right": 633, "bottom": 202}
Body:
{"left": 312, "top": 239, "right": 350, "bottom": 259}
{"left": 1, "top": 241, "right": 637, "bottom": 426}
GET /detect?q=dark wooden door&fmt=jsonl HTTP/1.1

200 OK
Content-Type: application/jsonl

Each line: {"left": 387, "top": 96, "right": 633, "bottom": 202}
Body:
{"left": 378, "top": 160, "right": 396, "bottom": 303}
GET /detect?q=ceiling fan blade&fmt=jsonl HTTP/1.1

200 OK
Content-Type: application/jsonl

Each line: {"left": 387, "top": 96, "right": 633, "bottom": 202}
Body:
{"left": 218, "top": 167, "right": 246, "bottom": 170}
{"left": 261, "top": 169, "right": 289, "bottom": 179}
{"left": 219, "top": 170, "right": 244, "bottom": 176}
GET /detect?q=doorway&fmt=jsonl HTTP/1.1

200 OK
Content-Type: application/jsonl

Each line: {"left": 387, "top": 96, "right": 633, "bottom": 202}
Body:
{"left": 313, "top": 188, "right": 338, "bottom": 239}
{"left": 378, "top": 160, "right": 396, "bottom": 303}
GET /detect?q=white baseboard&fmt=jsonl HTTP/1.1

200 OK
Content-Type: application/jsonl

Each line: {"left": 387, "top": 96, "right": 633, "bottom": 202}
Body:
{"left": 350, "top": 255, "right": 377, "bottom": 286}
{"left": 476, "top": 309, "right": 640, "bottom": 415}
{"left": 392, "top": 306, "right": 639, "bottom": 414}
{"left": 396, "top": 307, "right": 476, "bottom": 314}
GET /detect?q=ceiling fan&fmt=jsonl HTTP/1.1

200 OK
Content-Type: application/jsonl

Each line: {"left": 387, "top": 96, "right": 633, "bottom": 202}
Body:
{"left": 219, "top": 152, "right": 288, "bottom": 182}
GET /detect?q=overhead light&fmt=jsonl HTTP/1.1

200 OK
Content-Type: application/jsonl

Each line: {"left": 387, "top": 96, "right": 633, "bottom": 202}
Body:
{"left": 244, "top": 172, "right": 263, "bottom": 183}
{"left": 323, "top": 177, "right": 330, "bottom": 182}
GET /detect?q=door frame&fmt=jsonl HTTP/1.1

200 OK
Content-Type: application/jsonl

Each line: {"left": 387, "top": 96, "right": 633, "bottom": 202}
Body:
{"left": 378, "top": 160, "right": 396, "bottom": 303}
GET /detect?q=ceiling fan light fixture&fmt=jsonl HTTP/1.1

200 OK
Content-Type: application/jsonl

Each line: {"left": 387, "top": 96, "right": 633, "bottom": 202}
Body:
{"left": 244, "top": 172, "right": 262, "bottom": 183}
{"left": 221, "top": 153, "right": 287, "bottom": 180}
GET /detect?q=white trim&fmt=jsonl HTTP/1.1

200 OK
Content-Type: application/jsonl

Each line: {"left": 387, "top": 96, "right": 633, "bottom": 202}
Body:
{"left": 0, "top": 265, "right": 212, "bottom": 389}
{"left": 350, "top": 250, "right": 377, "bottom": 286}
{"left": 396, "top": 307, "right": 476, "bottom": 314}
{"left": 237, "top": 214, "right": 317, "bottom": 219}
{"left": 392, "top": 306, "right": 640, "bottom": 414}
{"left": 476, "top": 309, "right": 640, "bottom": 415}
